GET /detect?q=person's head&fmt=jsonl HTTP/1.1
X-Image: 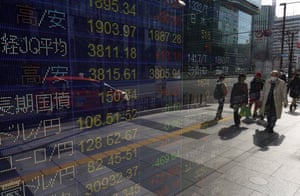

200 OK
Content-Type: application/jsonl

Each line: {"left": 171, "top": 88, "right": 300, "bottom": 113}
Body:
{"left": 219, "top": 74, "right": 225, "bottom": 81}
{"left": 270, "top": 70, "right": 279, "bottom": 82}
{"left": 255, "top": 72, "right": 262, "bottom": 79}
{"left": 238, "top": 74, "right": 246, "bottom": 82}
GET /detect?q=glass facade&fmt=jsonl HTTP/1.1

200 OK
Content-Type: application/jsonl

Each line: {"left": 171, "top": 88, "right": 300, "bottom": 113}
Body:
{"left": 0, "top": 0, "right": 260, "bottom": 195}
{"left": 183, "top": 0, "right": 256, "bottom": 78}
{"left": 0, "top": 1, "right": 184, "bottom": 195}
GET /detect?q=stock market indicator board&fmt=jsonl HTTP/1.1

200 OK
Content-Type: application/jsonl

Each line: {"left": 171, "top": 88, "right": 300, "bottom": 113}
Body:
{"left": 0, "top": 0, "right": 185, "bottom": 195}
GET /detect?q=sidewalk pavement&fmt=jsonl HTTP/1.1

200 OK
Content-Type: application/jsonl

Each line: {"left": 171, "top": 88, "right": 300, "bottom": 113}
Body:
{"left": 2, "top": 102, "right": 300, "bottom": 196}
{"left": 175, "top": 103, "right": 300, "bottom": 196}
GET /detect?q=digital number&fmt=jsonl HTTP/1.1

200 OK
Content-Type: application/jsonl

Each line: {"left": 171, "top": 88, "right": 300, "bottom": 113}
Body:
{"left": 78, "top": 137, "right": 103, "bottom": 152}
{"left": 106, "top": 129, "right": 138, "bottom": 144}
{"left": 215, "top": 56, "right": 230, "bottom": 65}
{"left": 106, "top": 132, "right": 122, "bottom": 146}
{"left": 85, "top": 166, "right": 138, "bottom": 194}
{"left": 112, "top": 184, "right": 141, "bottom": 196}
{"left": 156, "top": 50, "right": 182, "bottom": 61}
{"left": 76, "top": 113, "right": 120, "bottom": 130}
{"left": 124, "top": 89, "right": 137, "bottom": 100}
{"left": 85, "top": 172, "right": 123, "bottom": 193}
{"left": 188, "top": 0, "right": 209, "bottom": 14}
{"left": 149, "top": 29, "right": 169, "bottom": 42}
{"left": 107, "top": 148, "right": 138, "bottom": 166}
{"left": 201, "top": 30, "right": 211, "bottom": 40}
{"left": 123, "top": 128, "right": 137, "bottom": 141}
{"left": 89, "top": 0, "right": 136, "bottom": 16}
{"left": 87, "top": 149, "right": 136, "bottom": 173}
{"left": 124, "top": 47, "right": 137, "bottom": 59}
{"left": 88, "top": 19, "right": 136, "bottom": 37}
{"left": 99, "top": 90, "right": 121, "bottom": 103}
{"left": 78, "top": 128, "right": 138, "bottom": 152}
{"left": 125, "top": 109, "right": 137, "bottom": 121}
{"left": 124, "top": 165, "right": 138, "bottom": 178}
{"left": 87, "top": 158, "right": 104, "bottom": 173}
{"left": 149, "top": 30, "right": 182, "bottom": 44}
{"left": 77, "top": 114, "right": 102, "bottom": 129}
{"left": 152, "top": 150, "right": 179, "bottom": 167}
{"left": 149, "top": 67, "right": 181, "bottom": 80}
{"left": 88, "top": 44, "right": 137, "bottom": 59}
{"left": 187, "top": 53, "right": 208, "bottom": 63}
{"left": 172, "top": 33, "right": 182, "bottom": 44}
{"left": 89, "top": 67, "right": 136, "bottom": 81}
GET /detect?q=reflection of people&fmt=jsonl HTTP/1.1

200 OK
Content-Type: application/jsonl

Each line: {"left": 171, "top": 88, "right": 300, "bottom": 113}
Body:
{"left": 215, "top": 74, "right": 228, "bottom": 120}
{"left": 259, "top": 70, "right": 288, "bottom": 133}
{"left": 288, "top": 73, "right": 300, "bottom": 112}
{"left": 249, "top": 72, "right": 265, "bottom": 119}
{"left": 230, "top": 74, "right": 248, "bottom": 127}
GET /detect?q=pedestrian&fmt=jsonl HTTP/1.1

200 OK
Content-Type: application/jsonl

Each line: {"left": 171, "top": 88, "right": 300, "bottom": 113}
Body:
{"left": 230, "top": 74, "right": 248, "bottom": 127}
{"left": 249, "top": 72, "right": 265, "bottom": 119}
{"left": 279, "top": 70, "right": 287, "bottom": 83}
{"left": 259, "top": 70, "right": 288, "bottom": 133}
{"left": 214, "top": 74, "right": 228, "bottom": 120}
{"left": 288, "top": 72, "right": 300, "bottom": 112}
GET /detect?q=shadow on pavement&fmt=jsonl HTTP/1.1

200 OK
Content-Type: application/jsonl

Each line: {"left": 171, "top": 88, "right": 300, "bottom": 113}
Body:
{"left": 286, "top": 111, "right": 300, "bottom": 116}
{"left": 253, "top": 129, "right": 285, "bottom": 151}
{"left": 218, "top": 125, "right": 248, "bottom": 140}
{"left": 242, "top": 118, "right": 256, "bottom": 124}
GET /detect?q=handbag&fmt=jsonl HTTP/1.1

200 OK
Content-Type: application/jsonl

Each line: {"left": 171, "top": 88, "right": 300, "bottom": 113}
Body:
{"left": 239, "top": 105, "right": 251, "bottom": 117}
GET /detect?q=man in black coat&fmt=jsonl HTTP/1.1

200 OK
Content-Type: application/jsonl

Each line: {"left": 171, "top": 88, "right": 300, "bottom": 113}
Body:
{"left": 288, "top": 73, "right": 300, "bottom": 112}
{"left": 230, "top": 74, "right": 248, "bottom": 127}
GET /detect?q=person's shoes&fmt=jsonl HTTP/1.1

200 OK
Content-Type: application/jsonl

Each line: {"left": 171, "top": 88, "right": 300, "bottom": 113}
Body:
{"left": 259, "top": 115, "right": 264, "bottom": 120}
{"left": 264, "top": 127, "right": 274, "bottom": 133}
{"left": 252, "top": 113, "right": 257, "bottom": 119}
{"left": 215, "top": 116, "right": 223, "bottom": 120}
{"left": 290, "top": 104, "right": 297, "bottom": 112}
{"left": 233, "top": 123, "right": 240, "bottom": 128}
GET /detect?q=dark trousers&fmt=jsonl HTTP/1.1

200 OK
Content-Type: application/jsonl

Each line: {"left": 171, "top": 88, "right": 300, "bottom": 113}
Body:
{"left": 233, "top": 107, "right": 241, "bottom": 125}
{"left": 266, "top": 99, "right": 277, "bottom": 132}
{"left": 216, "top": 98, "right": 225, "bottom": 118}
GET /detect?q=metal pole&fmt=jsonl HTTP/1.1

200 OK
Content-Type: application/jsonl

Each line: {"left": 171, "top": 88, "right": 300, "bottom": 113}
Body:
{"left": 288, "top": 32, "right": 294, "bottom": 82}
{"left": 280, "top": 3, "right": 286, "bottom": 70}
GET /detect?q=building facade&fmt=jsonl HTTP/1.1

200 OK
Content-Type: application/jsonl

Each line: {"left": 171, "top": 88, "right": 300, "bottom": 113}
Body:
{"left": 252, "top": 3, "right": 275, "bottom": 77}
{"left": 273, "top": 15, "right": 300, "bottom": 74}
{"left": 183, "top": 0, "right": 260, "bottom": 78}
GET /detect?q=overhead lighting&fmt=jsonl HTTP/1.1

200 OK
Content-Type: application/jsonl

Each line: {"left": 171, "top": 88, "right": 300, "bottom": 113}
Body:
{"left": 170, "top": 0, "right": 186, "bottom": 8}
{"left": 177, "top": 0, "right": 186, "bottom": 7}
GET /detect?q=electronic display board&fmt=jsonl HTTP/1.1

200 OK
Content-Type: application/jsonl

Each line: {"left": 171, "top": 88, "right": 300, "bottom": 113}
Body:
{"left": 183, "top": 0, "right": 218, "bottom": 78}
{"left": 0, "top": 0, "right": 186, "bottom": 195}
{"left": 183, "top": 0, "right": 256, "bottom": 77}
